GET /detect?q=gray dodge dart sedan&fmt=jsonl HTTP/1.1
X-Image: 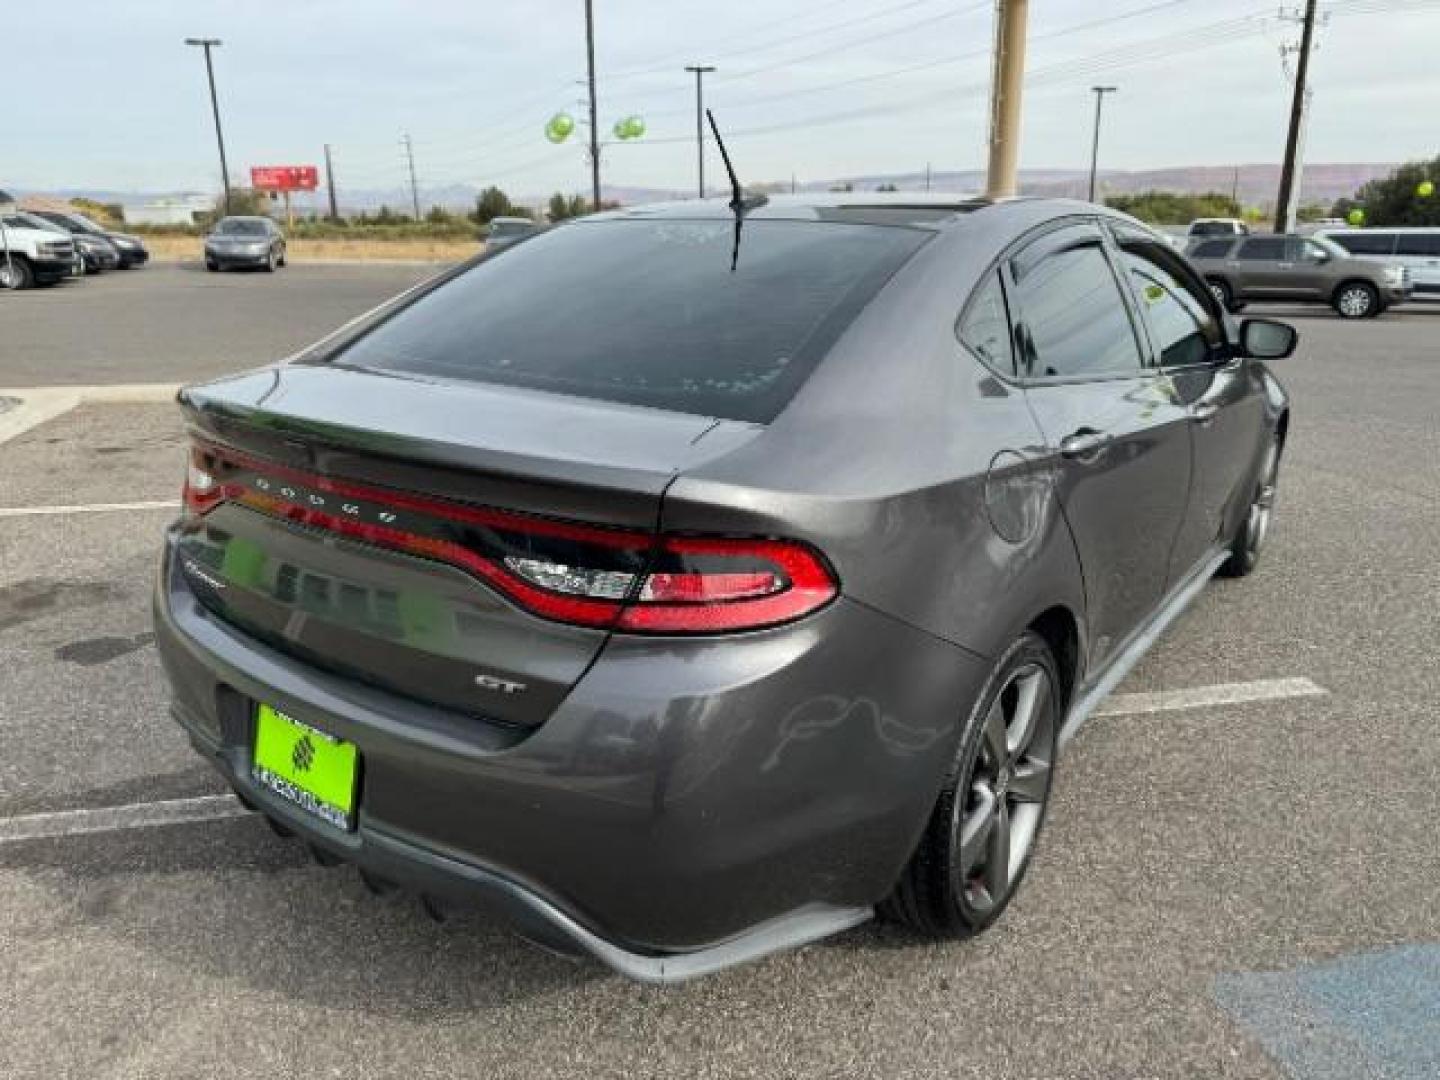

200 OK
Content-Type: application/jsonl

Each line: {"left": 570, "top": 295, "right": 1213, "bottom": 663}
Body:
{"left": 154, "top": 195, "right": 1295, "bottom": 982}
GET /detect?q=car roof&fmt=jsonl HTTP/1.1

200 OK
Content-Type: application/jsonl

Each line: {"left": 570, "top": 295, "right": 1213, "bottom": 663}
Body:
{"left": 593, "top": 192, "right": 1034, "bottom": 230}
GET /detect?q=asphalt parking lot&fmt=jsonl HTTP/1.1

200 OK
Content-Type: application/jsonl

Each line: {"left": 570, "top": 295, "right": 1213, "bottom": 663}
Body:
{"left": 1, "top": 269, "right": 1437, "bottom": 1079}
{"left": 0, "top": 262, "right": 436, "bottom": 387}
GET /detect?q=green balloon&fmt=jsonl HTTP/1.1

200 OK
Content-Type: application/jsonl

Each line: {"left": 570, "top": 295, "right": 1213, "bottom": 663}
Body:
{"left": 1347, "top": 208, "right": 1366, "bottom": 226}
{"left": 545, "top": 112, "right": 575, "bottom": 144}
{"left": 1419, "top": 180, "right": 1436, "bottom": 198}
{"left": 612, "top": 115, "right": 646, "bottom": 141}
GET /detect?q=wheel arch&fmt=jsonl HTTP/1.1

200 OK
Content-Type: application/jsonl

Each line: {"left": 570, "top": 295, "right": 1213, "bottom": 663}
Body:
{"left": 1026, "top": 605, "right": 1082, "bottom": 710}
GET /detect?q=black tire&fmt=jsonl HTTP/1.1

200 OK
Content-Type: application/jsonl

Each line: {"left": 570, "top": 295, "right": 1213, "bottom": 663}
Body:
{"left": 881, "top": 631, "right": 1060, "bottom": 938}
{"left": 277, "top": 245, "right": 287, "bottom": 268}
{"left": 1333, "top": 280, "right": 1379, "bottom": 319}
{"left": 0, "top": 256, "right": 34, "bottom": 290}
{"left": 1219, "top": 432, "right": 1282, "bottom": 578}
{"left": 205, "top": 258, "right": 219, "bottom": 272}
{"left": 264, "top": 247, "right": 278, "bottom": 273}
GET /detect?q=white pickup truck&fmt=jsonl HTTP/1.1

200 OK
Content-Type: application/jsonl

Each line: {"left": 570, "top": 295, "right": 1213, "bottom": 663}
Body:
{"left": 0, "top": 213, "right": 79, "bottom": 289}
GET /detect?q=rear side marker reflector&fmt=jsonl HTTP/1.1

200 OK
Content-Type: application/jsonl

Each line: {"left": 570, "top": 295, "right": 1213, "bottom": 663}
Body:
{"left": 181, "top": 441, "right": 838, "bottom": 634}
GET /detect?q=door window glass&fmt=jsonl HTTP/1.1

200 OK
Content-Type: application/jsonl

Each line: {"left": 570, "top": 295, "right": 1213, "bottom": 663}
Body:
{"left": 1238, "top": 238, "right": 1286, "bottom": 261}
{"left": 1117, "top": 238, "right": 1223, "bottom": 368}
{"left": 1012, "top": 243, "right": 1145, "bottom": 378}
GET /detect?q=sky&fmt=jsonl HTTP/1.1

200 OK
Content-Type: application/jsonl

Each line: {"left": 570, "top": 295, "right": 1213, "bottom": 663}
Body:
{"left": 8, "top": 0, "right": 1440, "bottom": 203}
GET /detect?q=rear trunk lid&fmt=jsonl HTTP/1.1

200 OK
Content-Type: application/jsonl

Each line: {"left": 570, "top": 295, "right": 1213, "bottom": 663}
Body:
{"left": 174, "top": 365, "right": 760, "bottom": 727}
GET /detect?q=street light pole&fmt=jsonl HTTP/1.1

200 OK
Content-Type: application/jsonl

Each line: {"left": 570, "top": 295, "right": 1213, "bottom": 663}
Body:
{"left": 584, "top": 0, "right": 601, "bottom": 212}
{"left": 685, "top": 65, "right": 716, "bottom": 199}
{"left": 185, "top": 38, "right": 232, "bottom": 215}
{"left": 1087, "top": 86, "right": 1117, "bottom": 203}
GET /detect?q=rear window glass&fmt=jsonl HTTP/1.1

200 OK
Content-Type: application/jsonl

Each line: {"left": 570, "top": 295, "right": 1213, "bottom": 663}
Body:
{"left": 335, "top": 218, "right": 929, "bottom": 423}
{"left": 1396, "top": 233, "right": 1440, "bottom": 257}
{"left": 1330, "top": 232, "right": 1396, "bottom": 256}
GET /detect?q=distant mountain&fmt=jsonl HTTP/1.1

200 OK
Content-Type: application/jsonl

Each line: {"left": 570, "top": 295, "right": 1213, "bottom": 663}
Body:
{"left": 28, "top": 163, "right": 1397, "bottom": 218}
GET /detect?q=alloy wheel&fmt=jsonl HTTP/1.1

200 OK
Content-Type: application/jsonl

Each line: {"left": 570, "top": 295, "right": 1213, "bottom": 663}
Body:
{"left": 1337, "top": 286, "right": 1373, "bottom": 318}
{"left": 952, "top": 663, "right": 1055, "bottom": 915}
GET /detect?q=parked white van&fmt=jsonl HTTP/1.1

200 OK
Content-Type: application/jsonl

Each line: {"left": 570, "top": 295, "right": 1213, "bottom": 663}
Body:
{"left": 1318, "top": 228, "right": 1440, "bottom": 298}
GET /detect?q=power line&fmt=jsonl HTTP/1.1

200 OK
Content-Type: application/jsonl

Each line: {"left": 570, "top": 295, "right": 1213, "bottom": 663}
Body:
{"left": 602, "top": 0, "right": 935, "bottom": 80}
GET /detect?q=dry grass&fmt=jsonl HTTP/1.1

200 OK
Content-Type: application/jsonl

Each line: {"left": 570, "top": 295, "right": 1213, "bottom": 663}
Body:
{"left": 144, "top": 236, "right": 476, "bottom": 263}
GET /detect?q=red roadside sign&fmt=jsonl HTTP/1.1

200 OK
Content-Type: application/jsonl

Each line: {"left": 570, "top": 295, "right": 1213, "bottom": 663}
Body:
{"left": 250, "top": 166, "right": 319, "bottom": 192}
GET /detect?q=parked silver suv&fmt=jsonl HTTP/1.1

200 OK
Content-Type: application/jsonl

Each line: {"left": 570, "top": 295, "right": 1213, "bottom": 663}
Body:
{"left": 1187, "top": 234, "right": 1411, "bottom": 318}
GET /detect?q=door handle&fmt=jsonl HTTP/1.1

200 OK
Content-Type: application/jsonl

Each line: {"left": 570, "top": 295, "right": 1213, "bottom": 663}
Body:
{"left": 1059, "top": 429, "right": 1112, "bottom": 462}
{"left": 1189, "top": 400, "right": 1220, "bottom": 424}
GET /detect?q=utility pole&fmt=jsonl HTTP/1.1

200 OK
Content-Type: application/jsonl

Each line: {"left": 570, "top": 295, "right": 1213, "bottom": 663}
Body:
{"left": 925, "top": 162, "right": 932, "bottom": 192}
{"left": 685, "top": 65, "right": 717, "bottom": 199}
{"left": 1231, "top": 166, "right": 1240, "bottom": 207}
{"left": 984, "top": 0, "right": 1029, "bottom": 199}
{"left": 185, "top": 38, "right": 232, "bottom": 214}
{"left": 1273, "top": 0, "right": 1318, "bottom": 234}
{"left": 1087, "top": 86, "right": 1118, "bottom": 203}
{"left": 401, "top": 133, "right": 421, "bottom": 220}
{"left": 584, "top": 0, "right": 601, "bottom": 212}
{"left": 323, "top": 144, "right": 339, "bottom": 221}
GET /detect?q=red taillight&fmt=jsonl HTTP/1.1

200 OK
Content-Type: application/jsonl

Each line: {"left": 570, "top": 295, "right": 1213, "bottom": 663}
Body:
{"left": 182, "top": 439, "right": 838, "bottom": 634}
{"left": 182, "top": 445, "right": 228, "bottom": 516}
{"left": 617, "top": 537, "right": 837, "bottom": 632}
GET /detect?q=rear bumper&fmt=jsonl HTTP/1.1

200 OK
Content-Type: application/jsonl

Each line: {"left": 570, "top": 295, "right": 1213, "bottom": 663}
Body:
{"left": 153, "top": 532, "right": 986, "bottom": 977}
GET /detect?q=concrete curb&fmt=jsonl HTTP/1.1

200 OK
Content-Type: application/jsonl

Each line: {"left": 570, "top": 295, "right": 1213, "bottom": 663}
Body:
{"left": 0, "top": 383, "right": 181, "bottom": 446}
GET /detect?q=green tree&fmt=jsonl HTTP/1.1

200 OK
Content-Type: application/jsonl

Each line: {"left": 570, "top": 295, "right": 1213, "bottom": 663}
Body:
{"left": 1104, "top": 190, "right": 1241, "bottom": 226}
{"left": 1342, "top": 156, "right": 1440, "bottom": 226}
{"left": 547, "top": 193, "right": 592, "bottom": 221}
{"left": 472, "top": 185, "right": 517, "bottom": 224}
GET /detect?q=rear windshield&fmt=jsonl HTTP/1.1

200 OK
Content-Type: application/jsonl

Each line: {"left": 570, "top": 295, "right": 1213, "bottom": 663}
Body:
{"left": 335, "top": 218, "right": 929, "bottom": 423}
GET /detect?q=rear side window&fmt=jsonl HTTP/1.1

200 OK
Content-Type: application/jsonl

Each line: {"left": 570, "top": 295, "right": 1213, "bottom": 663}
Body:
{"left": 958, "top": 272, "right": 1014, "bottom": 374}
{"left": 335, "top": 219, "right": 929, "bottom": 423}
{"left": 1397, "top": 233, "right": 1440, "bottom": 257}
{"left": 1191, "top": 239, "right": 1234, "bottom": 258}
{"left": 1238, "top": 238, "right": 1286, "bottom": 261}
{"left": 1331, "top": 232, "right": 1396, "bottom": 256}
{"left": 1011, "top": 242, "right": 1145, "bottom": 379}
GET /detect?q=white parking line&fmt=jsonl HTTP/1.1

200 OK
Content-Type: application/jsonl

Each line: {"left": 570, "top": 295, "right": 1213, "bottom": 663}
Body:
{"left": 0, "top": 795, "right": 249, "bottom": 845}
{"left": 1094, "top": 677, "right": 1328, "bottom": 717}
{"left": 0, "top": 500, "right": 179, "bottom": 517}
{"left": 0, "top": 679, "right": 1329, "bottom": 845}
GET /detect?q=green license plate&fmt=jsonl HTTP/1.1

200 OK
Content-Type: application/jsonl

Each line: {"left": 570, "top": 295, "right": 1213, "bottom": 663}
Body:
{"left": 251, "top": 704, "right": 358, "bottom": 831}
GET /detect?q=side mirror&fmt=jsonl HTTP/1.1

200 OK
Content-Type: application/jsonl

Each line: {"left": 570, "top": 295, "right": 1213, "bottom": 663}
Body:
{"left": 1240, "top": 318, "right": 1298, "bottom": 360}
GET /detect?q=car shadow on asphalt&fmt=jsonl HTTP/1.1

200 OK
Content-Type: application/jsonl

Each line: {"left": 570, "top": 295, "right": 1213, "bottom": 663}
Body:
{"left": 1, "top": 815, "right": 614, "bottom": 1010}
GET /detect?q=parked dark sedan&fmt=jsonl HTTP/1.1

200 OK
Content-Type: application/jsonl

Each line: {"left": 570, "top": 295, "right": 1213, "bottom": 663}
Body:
{"left": 154, "top": 196, "right": 1294, "bottom": 982}
{"left": 29, "top": 209, "right": 149, "bottom": 267}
